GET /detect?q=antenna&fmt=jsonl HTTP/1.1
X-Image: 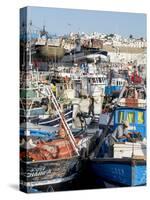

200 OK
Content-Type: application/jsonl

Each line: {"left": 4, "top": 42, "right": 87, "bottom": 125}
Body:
{"left": 28, "top": 19, "right": 33, "bottom": 70}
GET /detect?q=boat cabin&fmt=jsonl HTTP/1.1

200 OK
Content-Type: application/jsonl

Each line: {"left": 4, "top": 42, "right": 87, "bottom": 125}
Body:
{"left": 118, "top": 86, "right": 146, "bottom": 108}
{"left": 79, "top": 74, "right": 107, "bottom": 97}
{"left": 105, "top": 78, "right": 126, "bottom": 97}
{"left": 98, "top": 106, "right": 146, "bottom": 159}
{"left": 114, "top": 107, "right": 146, "bottom": 138}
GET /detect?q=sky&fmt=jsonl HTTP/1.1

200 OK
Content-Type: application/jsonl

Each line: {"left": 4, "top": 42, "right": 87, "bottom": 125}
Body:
{"left": 23, "top": 6, "right": 146, "bottom": 38}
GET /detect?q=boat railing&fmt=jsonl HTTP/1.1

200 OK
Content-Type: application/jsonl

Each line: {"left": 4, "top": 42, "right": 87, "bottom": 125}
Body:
{"left": 118, "top": 98, "right": 146, "bottom": 108}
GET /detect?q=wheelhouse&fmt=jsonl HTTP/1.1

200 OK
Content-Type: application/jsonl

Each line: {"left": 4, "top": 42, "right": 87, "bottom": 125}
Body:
{"left": 105, "top": 78, "right": 126, "bottom": 97}
{"left": 111, "top": 78, "right": 126, "bottom": 87}
{"left": 114, "top": 107, "right": 146, "bottom": 138}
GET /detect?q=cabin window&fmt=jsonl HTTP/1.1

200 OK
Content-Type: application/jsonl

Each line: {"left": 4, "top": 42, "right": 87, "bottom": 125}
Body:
{"left": 92, "top": 78, "right": 96, "bottom": 83}
{"left": 138, "top": 111, "right": 144, "bottom": 124}
{"left": 112, "top": 80, "right": 115, "bottom": 85}
{"left": 127, "top": 112, "right": 135, "bottom": 123}
{"left": 118, "top": 111, "right": 124, "bottom": 123}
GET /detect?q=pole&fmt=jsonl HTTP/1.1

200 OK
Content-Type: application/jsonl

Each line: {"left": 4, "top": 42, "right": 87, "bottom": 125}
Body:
{"left": 39, "top": 85, "right": 80, "bottom": 156}
{"left": 93, "top": 82, "right": 127, "bottom": 157}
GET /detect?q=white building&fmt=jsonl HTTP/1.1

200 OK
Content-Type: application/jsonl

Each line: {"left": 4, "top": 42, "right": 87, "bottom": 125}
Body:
{"left": 108, "top": 51, "right": 146, "bottom": 65}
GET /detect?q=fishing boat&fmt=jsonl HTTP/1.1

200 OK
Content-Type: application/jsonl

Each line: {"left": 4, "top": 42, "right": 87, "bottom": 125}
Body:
{"left": 20, "top": 84, "right": 99, "bottom": 192}
{"left": 34, "top": 26, "right": 65, "bottom": 60}
{"left": 105, "top": 77, "right": 127, "bottom": 97}
{"left": 20, "top": 72, "right": 73, "bottom": 127}
{"left": 70, "top": 63, "right": 107, "bottom": 123}
{"left": 89, "top": 85, "right": 147, "bottom": 187}
{"left": 90, "top": 157, "right": 146, "bottom": 186}
{"left": 20, "top": 120, "right": 80, "bottom": 192}
{"left": 20, "top": 123, "right": 99, "bottom": 192}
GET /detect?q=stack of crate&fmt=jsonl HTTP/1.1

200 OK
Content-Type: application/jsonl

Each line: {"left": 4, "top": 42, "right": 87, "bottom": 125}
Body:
{"left": 113, "top": 142, "right": 146, "bottom": 158}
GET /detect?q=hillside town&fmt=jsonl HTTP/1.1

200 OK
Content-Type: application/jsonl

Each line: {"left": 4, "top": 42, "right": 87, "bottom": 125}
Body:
{"left": 20, "top": 7, "right": 147, "bottom": 193}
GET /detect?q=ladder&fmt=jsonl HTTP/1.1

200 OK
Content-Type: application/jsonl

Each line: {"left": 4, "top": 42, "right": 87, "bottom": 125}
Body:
{"left": 45, "top": 86, "right": 80, "bottom": 156}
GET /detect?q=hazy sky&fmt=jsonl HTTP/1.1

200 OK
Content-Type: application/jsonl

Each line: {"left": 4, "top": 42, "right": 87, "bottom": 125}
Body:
{"left": 24, "top": 6, "right": 146, "bottom": 38}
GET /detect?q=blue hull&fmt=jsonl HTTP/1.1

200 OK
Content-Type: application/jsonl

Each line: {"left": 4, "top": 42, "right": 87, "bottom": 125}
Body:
{"left": 105, "top": 86, "right": 123, "bottom": 97}
{"left": 90, "top": 158, "right": 146, "bottom": 186}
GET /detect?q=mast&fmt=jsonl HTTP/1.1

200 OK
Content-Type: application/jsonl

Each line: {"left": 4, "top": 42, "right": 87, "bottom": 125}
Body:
{"left": 28, "top": 20, "right": 33, "bottom": 70}
{"left": 39, "top": 85, "right": 80, "bottom": 156}
{"left": 92, "top": 82, "right": 127, "bottom": 158}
